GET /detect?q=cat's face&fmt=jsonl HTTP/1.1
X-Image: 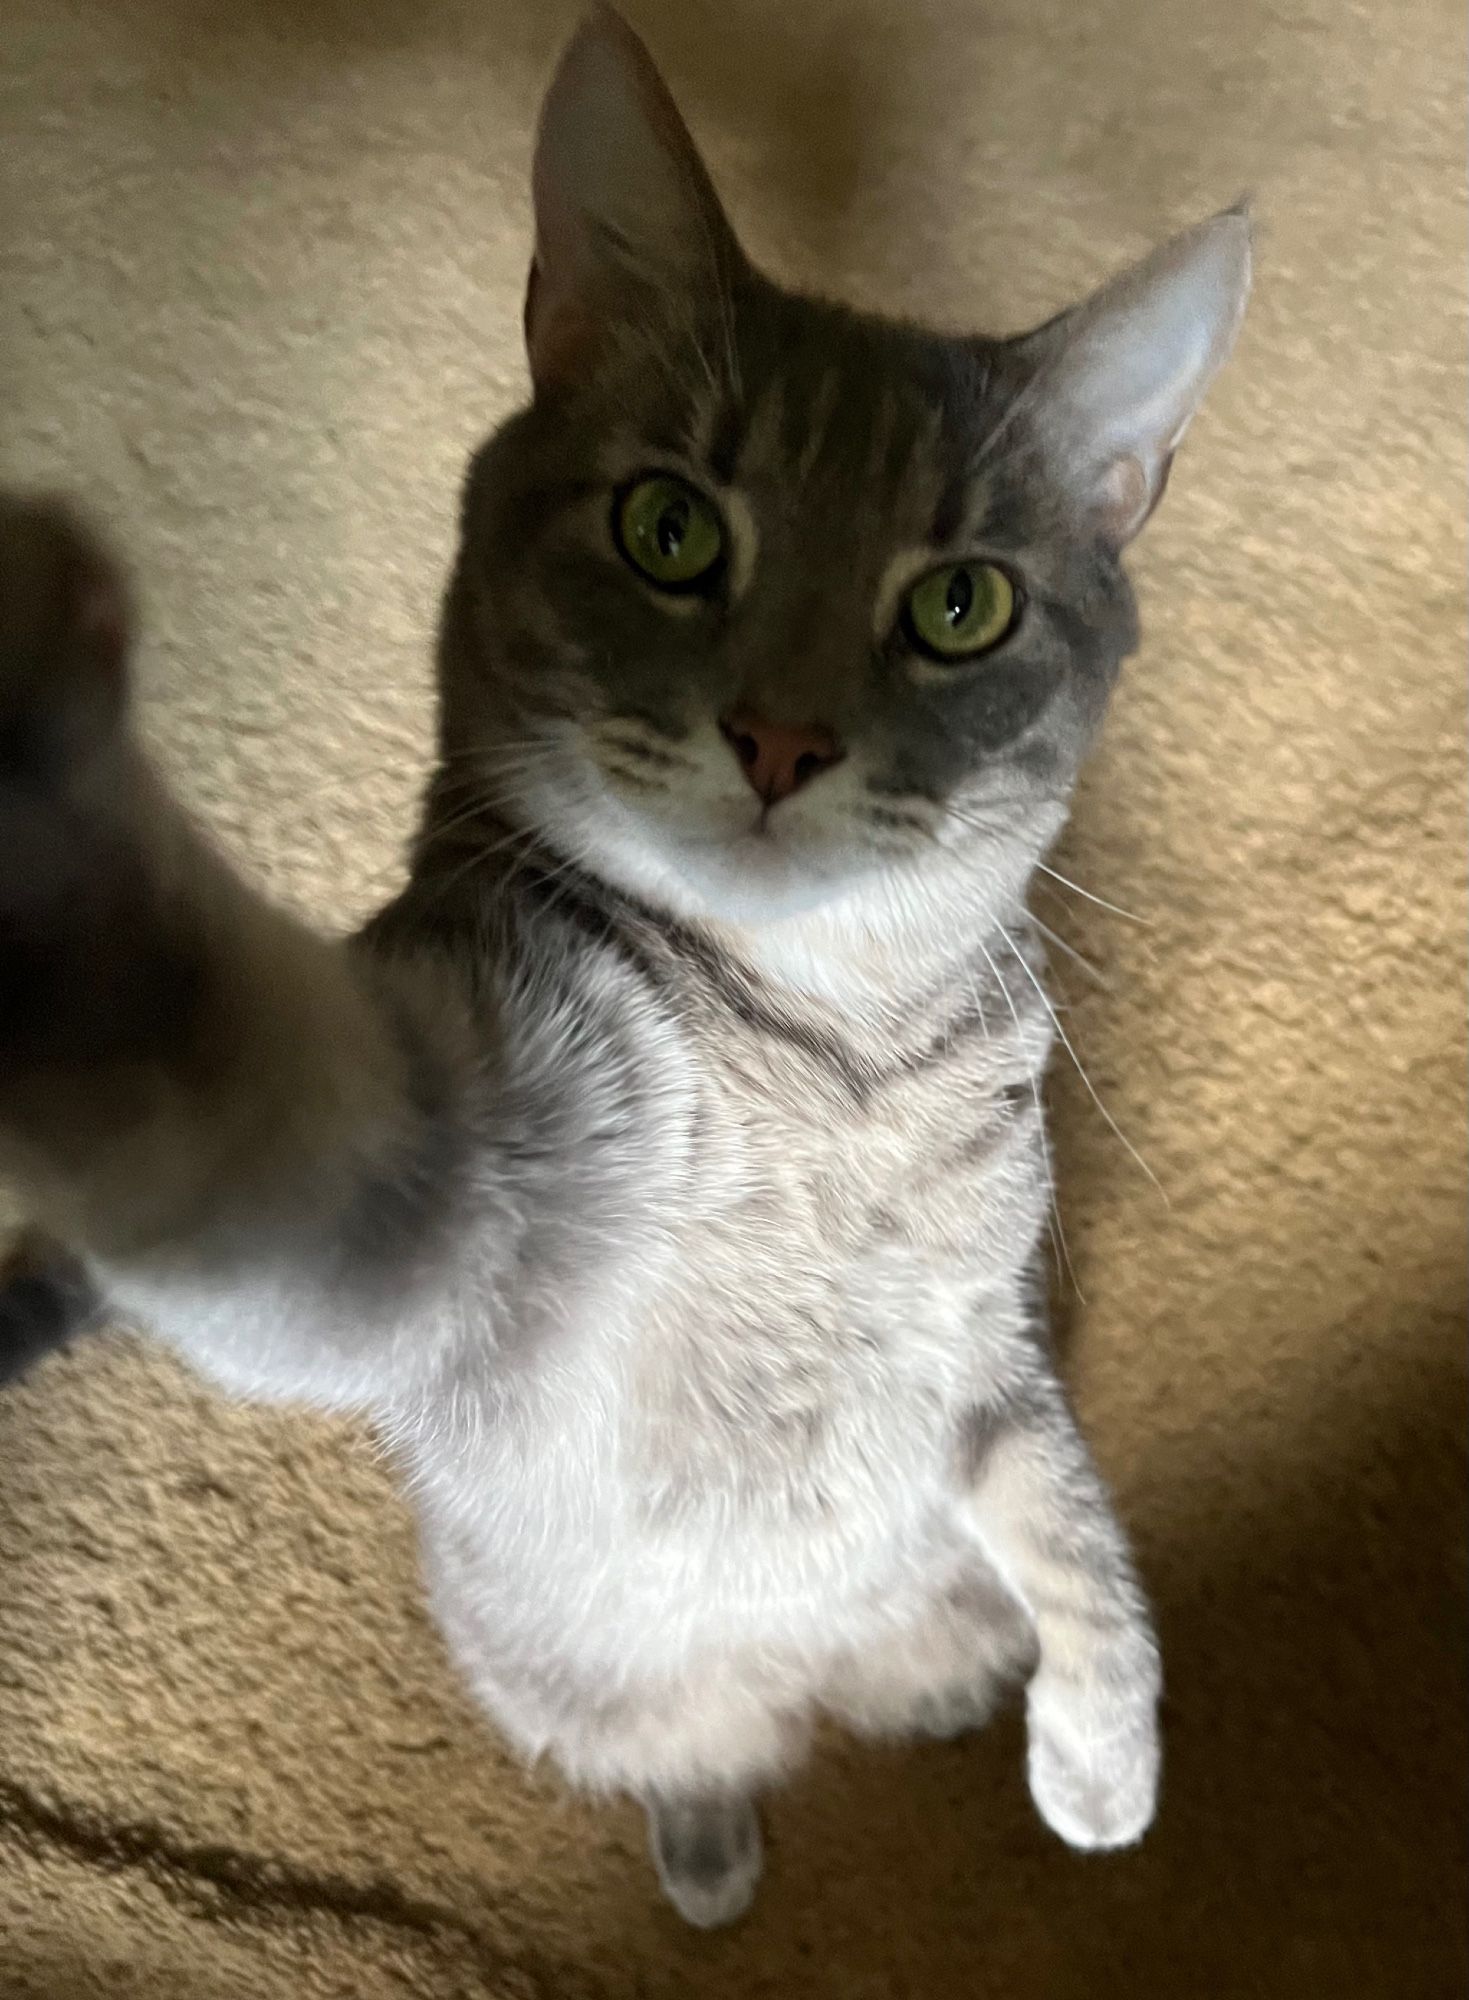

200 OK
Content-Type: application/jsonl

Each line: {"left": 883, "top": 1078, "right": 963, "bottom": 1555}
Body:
{"left": 452, "top": 297, "right": 1122, "bottom": 922}
{"left": 439, "top": 13, "right": 1247, "bottom": 928}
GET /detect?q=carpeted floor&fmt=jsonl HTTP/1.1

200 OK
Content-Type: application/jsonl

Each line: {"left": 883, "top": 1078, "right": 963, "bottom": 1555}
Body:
{"left": 1, "top": 1, "right": 1464, "bottom": 1995}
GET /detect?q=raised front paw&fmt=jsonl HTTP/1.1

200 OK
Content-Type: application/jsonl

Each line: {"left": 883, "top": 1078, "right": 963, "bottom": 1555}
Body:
{"left": 0, "top": 499, "right": 154, "bottom": 1062}
{"left": 0, "top": 494, "right": 132, "bottom": 805}
{"left": 1026, "top": 1659, "right": 1161, "bottom": 1852}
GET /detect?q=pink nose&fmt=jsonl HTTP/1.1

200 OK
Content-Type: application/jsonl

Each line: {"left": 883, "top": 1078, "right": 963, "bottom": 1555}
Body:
{"left": 719, "top": 707, "right": 845, "bottom": 806}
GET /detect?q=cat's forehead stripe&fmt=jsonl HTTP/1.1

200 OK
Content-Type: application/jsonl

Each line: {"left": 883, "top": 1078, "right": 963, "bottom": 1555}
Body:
{"left": 737, "top": 376, "right": 787, "bottom": 478}
{"left": 792, "top": 367, "right": 842, "bottom": 486}
{"left": 706, "top": 396, "right": 744, "bottom": 487}
{"left": 930, "top": 457, "right": 973, "bottom": 548}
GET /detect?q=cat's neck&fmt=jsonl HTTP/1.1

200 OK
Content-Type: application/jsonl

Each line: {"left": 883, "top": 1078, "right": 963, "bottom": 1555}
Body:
{"left": 697, "top": 850, "right": 1039, "bottom": 1027}
{"left": 562, "top": 806, "right": 1054, "bottom": 1025}
{"left": 414, "top": 778, "right": 1049, "bottom": 1028}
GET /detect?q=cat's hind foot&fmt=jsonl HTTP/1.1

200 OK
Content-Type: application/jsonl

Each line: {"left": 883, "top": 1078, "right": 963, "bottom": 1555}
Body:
{"left": 645, "top": 1790, "right": 763, "bottom": 1929}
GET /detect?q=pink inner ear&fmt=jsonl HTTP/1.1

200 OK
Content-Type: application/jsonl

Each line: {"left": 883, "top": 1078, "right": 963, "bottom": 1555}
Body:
{"left": 1097, "top": 451, "right": 1174, "bottom": 547}
{"left": 1097, "top": 457, "right": 1150, "bottom": 544}
{"left": 523, "top": 257, "right": 602, "bottom": 390}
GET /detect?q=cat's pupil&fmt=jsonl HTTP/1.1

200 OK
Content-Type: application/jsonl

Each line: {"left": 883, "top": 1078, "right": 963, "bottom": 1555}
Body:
{"left": 945, "top": 568, "right": 974, "bottom": 627}
{"left": 656, "top": 498, "right": 689, "bottom": 559}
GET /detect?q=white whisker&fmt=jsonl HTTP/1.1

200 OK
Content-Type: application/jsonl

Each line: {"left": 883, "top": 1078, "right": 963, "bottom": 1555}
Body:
{"left": 996, "top": 923, "right": 1168, "bottom": 1205}
{"left": 974, "top": 940, "right": 1080, "bottom": 1301}
{"left": 1033, "top": 860, "right": 1149, "bottom": 926}
{"left": 1029, "top": 916, "right": 1109, "bottom": 989}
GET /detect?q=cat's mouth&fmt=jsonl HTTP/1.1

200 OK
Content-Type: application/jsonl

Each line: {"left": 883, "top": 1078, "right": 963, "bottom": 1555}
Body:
{"left": 743, "top": 801, "right": 791, "bottom": 840}
{"left": 575, "top": 740, "right": 924, "bottom": 920}
{"left": 694, "top": 794, "right": 828, "bottom": 859}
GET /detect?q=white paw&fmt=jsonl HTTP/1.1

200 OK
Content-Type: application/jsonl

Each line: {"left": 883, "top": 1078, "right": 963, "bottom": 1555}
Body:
{"left": 1026, "top": 1677, "right": 1160, "bottom": 1851}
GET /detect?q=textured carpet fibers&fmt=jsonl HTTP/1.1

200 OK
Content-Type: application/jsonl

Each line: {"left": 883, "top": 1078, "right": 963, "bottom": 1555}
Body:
{"left": 1, "top": 1, "right": 1464, "bottom": 1995}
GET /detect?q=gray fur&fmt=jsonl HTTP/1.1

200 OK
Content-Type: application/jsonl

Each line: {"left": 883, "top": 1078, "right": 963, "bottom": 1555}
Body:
{"left": 0, "top": 12, "right": 1249, "bottom": 1926}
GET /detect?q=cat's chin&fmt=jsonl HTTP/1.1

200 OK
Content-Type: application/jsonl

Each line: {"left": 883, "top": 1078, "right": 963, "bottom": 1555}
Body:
{"left": 666, "top": 840, "right": 864, "bottom": 925}
{"left": 623, "top": 813, "right": 855, "bottom": 921}
{"left": 586, "top": 811, "right": 872, "bottom": 925}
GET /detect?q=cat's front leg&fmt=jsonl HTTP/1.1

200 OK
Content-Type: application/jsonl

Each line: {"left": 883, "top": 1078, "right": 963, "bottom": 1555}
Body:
{"left": 0, "top": 495, "right": 480, "bottom": 1402}
{"left": 953, "top": 1377, "right": 1161, "bottom": 1851}
{"left": 0, "top": 1230, "right": 105, "bottom": 1384}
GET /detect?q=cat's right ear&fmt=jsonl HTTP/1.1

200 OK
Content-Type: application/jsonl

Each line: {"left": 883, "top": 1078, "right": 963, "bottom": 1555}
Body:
{"left": 1020, "top": 207, "right": 1252, "bottom": 546}
{"left": 525, "top": 8, "right": 739, "bottom": 390}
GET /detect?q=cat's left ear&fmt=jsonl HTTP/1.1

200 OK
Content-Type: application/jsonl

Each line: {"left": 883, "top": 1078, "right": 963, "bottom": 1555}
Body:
{"left": 1023, "top": 207, "right": 1252, "bottom": 545}
{"left": 525, "top": 7, "right": 740, "bottom": 391}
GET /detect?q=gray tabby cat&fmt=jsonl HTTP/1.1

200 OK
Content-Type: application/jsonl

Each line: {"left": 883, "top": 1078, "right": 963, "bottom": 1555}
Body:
{"left": 0, "top": 10, "right": 1249, "bottom": 1928}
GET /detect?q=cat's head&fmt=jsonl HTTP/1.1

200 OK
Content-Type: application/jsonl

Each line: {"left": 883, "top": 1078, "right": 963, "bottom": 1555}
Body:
{"left": 441, "top": 8, "right": 1249, "bottom": 927}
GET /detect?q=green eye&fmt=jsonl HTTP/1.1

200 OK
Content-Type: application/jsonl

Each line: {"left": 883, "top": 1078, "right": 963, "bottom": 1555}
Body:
{"left": 903, "top": 562, "right": 1018, "bottom": 661}
{"left": 613, "top": 475, "right": 725, "bottom": 590}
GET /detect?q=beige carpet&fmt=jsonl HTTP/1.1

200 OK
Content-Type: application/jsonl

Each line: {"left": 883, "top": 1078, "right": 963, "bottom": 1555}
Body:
{"left": 1, "top": 1, "right": 1464, "bottom": 1994}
